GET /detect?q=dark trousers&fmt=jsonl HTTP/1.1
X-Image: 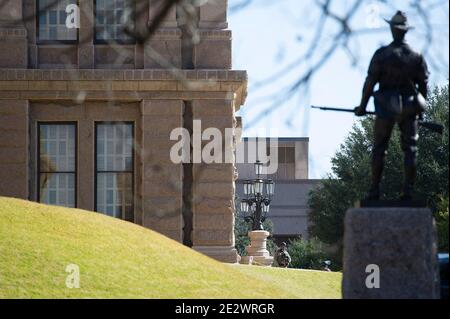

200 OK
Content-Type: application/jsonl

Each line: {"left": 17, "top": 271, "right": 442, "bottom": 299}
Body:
{"left": 371, "top": 115, "right": 419, "bottom": 195}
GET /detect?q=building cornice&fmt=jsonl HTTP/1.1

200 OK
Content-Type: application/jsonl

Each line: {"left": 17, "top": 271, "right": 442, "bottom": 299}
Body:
{"left": 0, "top": 69, "right": 248, "bottom": 108}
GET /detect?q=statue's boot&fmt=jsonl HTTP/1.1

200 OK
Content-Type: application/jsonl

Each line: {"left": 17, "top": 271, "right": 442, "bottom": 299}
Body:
{"left": 365, "top": 161, "right": 383, "bottom": 201}
{"left": 366, "top": 186, "right": 380, "bottom": 201}
{"left": 401, "top": 166, "right": 416, "bottom": 201}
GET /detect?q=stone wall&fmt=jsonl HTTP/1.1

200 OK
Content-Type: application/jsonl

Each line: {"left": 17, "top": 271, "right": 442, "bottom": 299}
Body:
{"left": 14, "top": 0, "right": 231, "bottom": 70}
{"left": 27, "top": 101, "right": 142, "bottom": 216}
{"left": 0, "top": 100, "right": 29, "bottom": 198}
{"left": 0, "top": 0, "right": 246, "bottom": 264}
{"left": 0, "top": 69, "right": 247, "bottom": 263}
{"left": 191, "top": 99, "right": 239, "bottom": 262}
{"left": 141, "top": 99, "right": 184, "bottom": 242}
{"left": 0, "top": 0, "right": 27, "bottom": 68}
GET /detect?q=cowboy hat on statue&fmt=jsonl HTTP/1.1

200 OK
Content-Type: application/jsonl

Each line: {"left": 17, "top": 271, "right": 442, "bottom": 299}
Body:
{"left": 384, "top": 10, "right": 414, "bottom": 31}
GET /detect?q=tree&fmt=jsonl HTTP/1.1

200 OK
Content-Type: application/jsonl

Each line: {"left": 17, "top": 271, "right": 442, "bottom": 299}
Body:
{"left": 308, "top": 84, "right": 449, "bottom": 255}
{"left": 436, "top": 197, "right": 449, "bottom": 252}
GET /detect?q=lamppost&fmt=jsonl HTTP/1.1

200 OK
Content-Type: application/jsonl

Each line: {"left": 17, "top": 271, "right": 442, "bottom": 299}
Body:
{"left": 239, "top": 161, "right": 275, "bottom": 231}
{"left": 239, "top": 160, "right": 275, "bottom": 266}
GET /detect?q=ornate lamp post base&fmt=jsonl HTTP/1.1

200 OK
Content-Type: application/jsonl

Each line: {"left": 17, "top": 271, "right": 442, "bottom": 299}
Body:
{"left": 240, "top": 230, "right": 274, "bottom": 267}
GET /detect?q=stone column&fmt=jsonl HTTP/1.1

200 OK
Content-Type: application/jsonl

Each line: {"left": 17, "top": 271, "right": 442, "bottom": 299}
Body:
{"left": 24, "top": 0, "right": 37, "bottom": 68}
{"left": 134, "top": 0, "right": 149, "bottom": 69}
{"left": 144, "top": 30, "right": 182, "bottom": 69}
{"left": 0, "top": 0, "right": 27, "bottom": 68}
{"left": 199, "top": 0, "right": 228, "bottom": 29}
{"left": 0, "top": 100, "right": 29, "bottom": 199}
{"left": 194, "top": 30, "right": 231, "bottom": 69}
{"left": 195, "top": 0, "right": 231, "bottom": 69}
{"left": 343, "top": 207, "right": 440, "bottom": 299}
{"left": 191, "top": 99, "right": 239, "bottom": 263}
{"left": 141, "top": 100, "right": 184, "bottom": 242}
{"left": 78, "top": 0, "right": 94, "bottom": 68}
{"left": 144, "top": 0, "right": 181, "bottom": 68}
{"left": 149, "top": 0, "right": 178, "bottom": 28}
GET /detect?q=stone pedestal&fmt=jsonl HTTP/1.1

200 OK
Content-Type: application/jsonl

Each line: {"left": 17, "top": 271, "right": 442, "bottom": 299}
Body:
{"left": 240, "top": 231, "right": 274, "bottom": 266}
{"left": 343, "top": 207, "right": 440, "bottom": 299}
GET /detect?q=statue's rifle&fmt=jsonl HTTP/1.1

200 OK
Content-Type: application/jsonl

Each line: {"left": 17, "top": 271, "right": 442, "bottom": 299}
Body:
{"left": 311, "top": 106, "right": 444, "bottom": 135}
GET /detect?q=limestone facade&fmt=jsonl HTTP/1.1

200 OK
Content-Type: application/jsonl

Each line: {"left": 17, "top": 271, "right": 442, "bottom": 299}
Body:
{"left": 0, "top": 0, "right": 246, "bottom": 263}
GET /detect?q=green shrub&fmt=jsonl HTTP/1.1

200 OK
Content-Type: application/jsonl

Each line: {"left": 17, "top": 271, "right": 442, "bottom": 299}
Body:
{"left": 287, "top": 238, "right": 331, "bottom": 270}
{"left": 436, "top": 197, "right": 449, "bottom": 252}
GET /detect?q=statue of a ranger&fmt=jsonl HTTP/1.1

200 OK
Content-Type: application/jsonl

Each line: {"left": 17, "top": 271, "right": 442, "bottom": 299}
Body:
{"left": 354, "top": 11, "right": 429, "bottom": 201}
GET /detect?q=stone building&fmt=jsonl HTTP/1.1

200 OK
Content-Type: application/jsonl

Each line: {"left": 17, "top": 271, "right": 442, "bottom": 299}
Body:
{"left": 0, "top": 0, "right": 247, "bottom": 263}
{"left": 236, "top": 138, "right": 320, "bottom": 244}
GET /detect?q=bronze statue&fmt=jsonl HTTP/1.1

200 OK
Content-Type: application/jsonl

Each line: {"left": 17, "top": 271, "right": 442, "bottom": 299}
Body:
{"left": 274, "top": 242, "right": 291, "bottom": 268}
{"left": 355, "top": 11, "right": 430, "bottom": 201}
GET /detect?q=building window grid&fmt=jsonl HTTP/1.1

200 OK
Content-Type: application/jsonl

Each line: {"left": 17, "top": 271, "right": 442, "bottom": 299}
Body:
{"left": 38, "top": 123, "right": 76, "bottom": 208}
{"left": 95, "top": 0, "right": 135, "bottom": 42}
{"left": 95, "top": 123, "right": 134, "bottom": 219}
{"left": 268, "top": 146, "right": 295, "bottom": 180}
{"left": 37, "top": 0, "right": 78, "bottom": 41}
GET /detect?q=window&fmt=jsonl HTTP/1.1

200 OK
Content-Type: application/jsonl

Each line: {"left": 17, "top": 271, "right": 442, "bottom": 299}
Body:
{"left": 95, "top": 122, "right": 134, "bottom": 220}
{"left": 267, "top": 146, "right": 295, "bottom": 180}
{"left": 38, "top": 123, "right": 77, "bottom": 207}
{"left": 37, "top": 0, "right": 78, "bottom": 42}
{"left": 95, "top": 0, "right": 135, "bottom": 43}
{"left": 285, "top": 147, "right": 295, "bottom": 163}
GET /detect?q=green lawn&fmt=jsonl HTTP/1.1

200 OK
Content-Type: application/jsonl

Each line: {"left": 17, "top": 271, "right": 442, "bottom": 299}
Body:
{"left": 0, "top": 197, "right": 342, "bottom": 299}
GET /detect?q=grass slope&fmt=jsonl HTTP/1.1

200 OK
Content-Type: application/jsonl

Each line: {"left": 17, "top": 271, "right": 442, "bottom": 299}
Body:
{"left": 0, "top": 197, "right": 341, "bottom": 298}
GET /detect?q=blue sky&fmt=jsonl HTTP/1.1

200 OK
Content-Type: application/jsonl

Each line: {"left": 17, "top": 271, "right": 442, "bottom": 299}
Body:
{"left": 228, "top": 0, "right": 449, "bottom": 178}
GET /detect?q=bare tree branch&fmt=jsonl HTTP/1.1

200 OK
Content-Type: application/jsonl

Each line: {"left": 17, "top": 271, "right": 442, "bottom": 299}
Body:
{"left": 232, "top": 0, "right": 448, "bottom": 130}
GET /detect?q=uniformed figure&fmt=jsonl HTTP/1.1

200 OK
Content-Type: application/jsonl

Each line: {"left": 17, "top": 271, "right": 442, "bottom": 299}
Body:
{"left": 355, "top": 11, "right": 429, "bottom": 200}
{"left": 274, "top": 242, "right": 291, "bottom": 268}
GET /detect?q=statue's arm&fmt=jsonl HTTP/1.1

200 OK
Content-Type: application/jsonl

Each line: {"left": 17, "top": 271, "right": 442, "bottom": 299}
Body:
{"left": 359, "top": 52, "right": 380, "bottom": 110}
{"left": 416, "top": 54, "right": 430, "bottom": 99}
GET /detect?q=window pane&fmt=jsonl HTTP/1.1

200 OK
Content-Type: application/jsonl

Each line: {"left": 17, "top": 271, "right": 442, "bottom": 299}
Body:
{"left": 96, "top": 122, "right": 134, "bottom": 219}
{"left": 39, "top": 27, "right": 49, "bottom": 40}
{"left": 39, "top": 12, "right": 47, "bottom": 25}
{"left": 96, "top": 123, "right": 133, "bottom": 172}
{"left": 95, "top": 0, "right": 134, "bottom": 41}
{"left": 278, "top": 147, "right": 286, "bottom": 164}
{"left": 39, "top": 123, "right": 76, "bottom": 208}
{"left": 285, "top": 147, "right": 295, "bottom": 163}
{"left": 40, "top": 173, "right": 75, "bottom": 208}
{"left": 96, "top": 172, "right": 132, "bottom": 218}
{"left": 59, "top": 10, "right": 67, "bottom": 24}
{"left": 37, "top": 0, "right": 77, "bottom": 41}
{"left": 96, "top": 12, "right": 105, "bottom": 24}
{"left": 40, "top": 124, "right": 76, "bottom": 172}
{"left": 49, "top": 10, "right": 57, "bottom": 24}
